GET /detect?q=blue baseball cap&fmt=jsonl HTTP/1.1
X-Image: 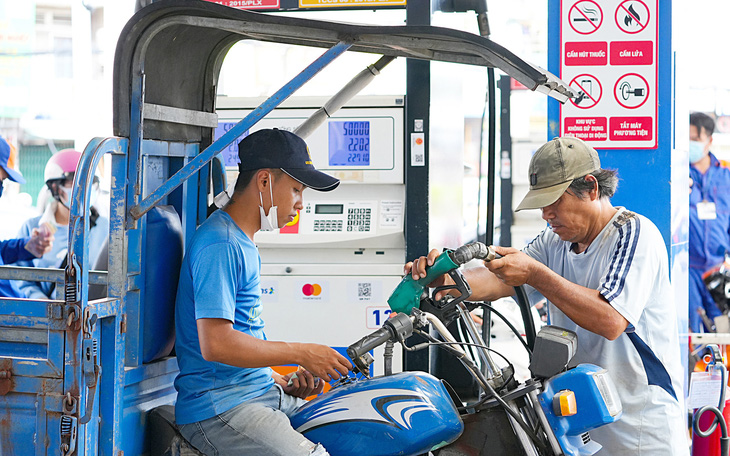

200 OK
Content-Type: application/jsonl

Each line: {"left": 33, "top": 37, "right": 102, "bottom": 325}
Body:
{"left": 238, "top": 128, "right": 339, "bottom": 192}
{"left": 0, "top": 137, "right": 26, "bottom": 184}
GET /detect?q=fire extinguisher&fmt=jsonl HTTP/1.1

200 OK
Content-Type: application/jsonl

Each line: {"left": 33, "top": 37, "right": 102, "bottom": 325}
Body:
{"left": 692, "top": 344, "right": 730, "bottom": 456}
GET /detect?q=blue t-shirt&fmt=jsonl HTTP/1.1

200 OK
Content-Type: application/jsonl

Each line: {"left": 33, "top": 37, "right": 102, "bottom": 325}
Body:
{"left": 0, "top": 238, "right": 34, "bottom": 298}
{"left": 174, "top": 210, "right": 274, "bottom": 425}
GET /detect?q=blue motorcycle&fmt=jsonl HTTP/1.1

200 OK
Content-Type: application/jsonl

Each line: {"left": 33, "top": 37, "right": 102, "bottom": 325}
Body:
{"left": 289, "top": 242, "right": 623, "bottom": 456}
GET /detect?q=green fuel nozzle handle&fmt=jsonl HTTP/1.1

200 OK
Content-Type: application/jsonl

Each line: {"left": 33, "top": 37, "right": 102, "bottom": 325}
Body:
{"left": 387, "top": 242, "right": 496, "bottom": 315}
{"left": 387, "top": 251, "right": 459, "bottom": 314}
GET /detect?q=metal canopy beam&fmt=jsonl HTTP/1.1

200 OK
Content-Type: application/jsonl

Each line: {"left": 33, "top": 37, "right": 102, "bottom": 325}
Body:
{"left": 114, "top": 0, "right": 576, "bottom": 141}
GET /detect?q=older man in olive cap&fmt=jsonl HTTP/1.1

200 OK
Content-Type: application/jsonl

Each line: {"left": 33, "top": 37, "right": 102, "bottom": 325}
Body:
{"left": 407, "top": 136, "right": 687, "bottom": 455}
{"left": 0, "top": 137, "right": 53, "bottom": 298}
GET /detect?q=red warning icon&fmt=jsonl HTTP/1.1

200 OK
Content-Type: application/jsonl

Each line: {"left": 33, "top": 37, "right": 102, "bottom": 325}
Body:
{"left": 569, "top": 0, "right": 603, "bottom": 35}
{"left": 569, "top": 74, "right": 602, "bottom": 109}
{"left": 614, "top": 73, "right": 649, "bottom": 109}
{"left": 615, "top": 0, "right": 650, "bottom": 34}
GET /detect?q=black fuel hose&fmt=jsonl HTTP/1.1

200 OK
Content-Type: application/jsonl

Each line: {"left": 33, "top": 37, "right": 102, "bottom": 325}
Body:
{"left": 452, "top": 242, "right": 536, "bottom": 351}
{"left": 513, "top": 285, "right": 536, "bottom": 351}
{"left": 451, "top": 242, "right": 494, "bottom": 264}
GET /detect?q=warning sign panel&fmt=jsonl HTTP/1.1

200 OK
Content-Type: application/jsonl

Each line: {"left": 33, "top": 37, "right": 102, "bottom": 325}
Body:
{"left": 560, "top": 0, "right": 657, "bottom": 149}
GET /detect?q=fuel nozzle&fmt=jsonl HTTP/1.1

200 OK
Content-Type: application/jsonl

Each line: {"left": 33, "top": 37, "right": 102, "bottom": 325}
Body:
{"left": 387, "top": 242, "right": 496, "bottom": 315}
{"left": 451, "top": 242, "right": 496, "bottom": 264}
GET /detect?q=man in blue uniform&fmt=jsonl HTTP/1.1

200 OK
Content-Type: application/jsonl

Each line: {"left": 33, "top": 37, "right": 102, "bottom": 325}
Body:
{"left": 0, "top": 137, "right": 53, "bottom": 297}
{"left": 689, "top": 112, "right": 730, "bottom": 332}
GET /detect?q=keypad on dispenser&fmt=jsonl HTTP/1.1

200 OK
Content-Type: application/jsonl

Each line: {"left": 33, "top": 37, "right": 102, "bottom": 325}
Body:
{"left": 347, "top": 207, "right": 371, "bottom": 232}
{"left": 313, "top": 220, "right": 343, "bottom": 232}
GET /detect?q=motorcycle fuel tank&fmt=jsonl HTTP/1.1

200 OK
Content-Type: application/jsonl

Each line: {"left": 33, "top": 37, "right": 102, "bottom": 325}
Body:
{"left": 290, "top": 371, "right": 464, "bottom": 456}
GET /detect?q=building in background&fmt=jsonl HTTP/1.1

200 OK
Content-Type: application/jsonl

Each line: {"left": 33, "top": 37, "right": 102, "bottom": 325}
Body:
{"left": 0, "top": 0, "right": 133, "bottom": 221}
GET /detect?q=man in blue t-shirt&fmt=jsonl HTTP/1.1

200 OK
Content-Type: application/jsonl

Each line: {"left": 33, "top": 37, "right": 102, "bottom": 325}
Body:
{"left": 174, "top": 129, "right": 351, "bottom": 456}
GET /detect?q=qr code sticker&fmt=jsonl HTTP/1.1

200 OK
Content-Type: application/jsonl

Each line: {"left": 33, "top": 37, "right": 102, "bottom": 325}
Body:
{"left": 358, "top": 283, "right": 372, "bottom": 298}
{"left": 414, "top": 153, "right": 424, "bottom": 164}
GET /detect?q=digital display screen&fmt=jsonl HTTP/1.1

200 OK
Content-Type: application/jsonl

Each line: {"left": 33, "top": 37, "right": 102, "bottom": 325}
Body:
{"left": 328, "top": 121, "right": 370, "bottom": 167}
{"left": 214, "top": 122, "right": 250, "bottom": 167}
{"left": 315, "top": 204, "right": 344, "bottom": 215}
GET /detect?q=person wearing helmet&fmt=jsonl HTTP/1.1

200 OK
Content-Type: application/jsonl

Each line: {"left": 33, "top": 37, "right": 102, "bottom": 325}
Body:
{"left": 15, "top": 149, "right": 109, "bottom": 299}
{"left": 0, "top": 137, "right": 53, "bottom": 298}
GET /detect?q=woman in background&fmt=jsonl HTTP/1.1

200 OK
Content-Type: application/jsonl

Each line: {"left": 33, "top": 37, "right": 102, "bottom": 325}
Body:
{"left": 16, "top": 149, "right": 108, "bottom": 299}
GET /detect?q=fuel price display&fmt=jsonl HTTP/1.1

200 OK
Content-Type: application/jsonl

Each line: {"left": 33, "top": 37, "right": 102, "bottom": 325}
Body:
{"left": 328, "top": 121, "right": 370, "bottom": 166}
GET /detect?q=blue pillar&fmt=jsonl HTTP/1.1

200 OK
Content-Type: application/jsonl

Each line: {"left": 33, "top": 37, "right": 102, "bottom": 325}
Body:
{"left": 548, "top": 0, "right": 688, "bottom": 390}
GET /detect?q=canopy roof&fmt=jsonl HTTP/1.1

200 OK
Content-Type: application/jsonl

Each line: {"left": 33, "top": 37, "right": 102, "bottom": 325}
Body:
{"left": 114, "top": 0, "right": 575, "bottom": 141}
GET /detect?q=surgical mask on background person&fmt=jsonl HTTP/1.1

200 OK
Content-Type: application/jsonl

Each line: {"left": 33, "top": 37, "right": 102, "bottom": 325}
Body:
{"left": 259, "top": 173, "right": 278, "bottom": 231}
{"left": 59, "top": 186, "right": 73, "bottom": 207}
{"left": 689, "top": 140, "right": 706, "bottom": 164}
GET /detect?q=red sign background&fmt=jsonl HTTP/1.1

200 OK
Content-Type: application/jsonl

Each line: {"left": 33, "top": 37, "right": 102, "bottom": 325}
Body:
{"left": 610, "top": 40, "right": 653, "bottom": 65}
{"left": 565, "top": 42, "right": 608, "bottom": 66}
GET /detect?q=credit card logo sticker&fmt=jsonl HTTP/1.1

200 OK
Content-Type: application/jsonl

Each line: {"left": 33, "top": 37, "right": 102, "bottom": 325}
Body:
{"left": 302, "top": 283, "right": 322, "bottom": 296}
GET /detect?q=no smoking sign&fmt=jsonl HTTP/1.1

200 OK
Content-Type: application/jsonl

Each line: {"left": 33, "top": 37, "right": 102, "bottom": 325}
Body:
{"left": 569, "top": 0, "right": 603, "bottom": 34}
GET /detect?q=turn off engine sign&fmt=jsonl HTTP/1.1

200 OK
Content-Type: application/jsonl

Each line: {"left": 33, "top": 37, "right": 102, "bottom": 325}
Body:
{"left": 561, "top": 0, "right": 657, "bottom": 149}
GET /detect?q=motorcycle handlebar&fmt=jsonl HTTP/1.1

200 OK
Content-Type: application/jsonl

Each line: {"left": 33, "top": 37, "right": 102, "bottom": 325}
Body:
{"left": 347, "top": 312, "right": 414, "bottom": 361}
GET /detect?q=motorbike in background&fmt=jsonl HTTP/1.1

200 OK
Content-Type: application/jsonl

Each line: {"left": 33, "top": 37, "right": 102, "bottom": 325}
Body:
{"left": 289, "top": 242, "right": 623, "bottom": 456}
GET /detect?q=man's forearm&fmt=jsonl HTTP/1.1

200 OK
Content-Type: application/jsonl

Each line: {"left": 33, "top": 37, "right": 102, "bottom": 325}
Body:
{"left": 200, "top": 325, "right": 301, "bottom": 368}
{"left": 463, "top": 266, "right": 516, "bottom": 301}
{"left": 528, "top": 263, "right": 628, "bottom": 340}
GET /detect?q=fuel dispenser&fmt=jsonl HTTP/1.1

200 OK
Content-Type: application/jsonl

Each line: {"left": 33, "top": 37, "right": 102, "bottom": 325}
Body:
{"left": 215, "top": 96, "right": 406, "bottom": 375}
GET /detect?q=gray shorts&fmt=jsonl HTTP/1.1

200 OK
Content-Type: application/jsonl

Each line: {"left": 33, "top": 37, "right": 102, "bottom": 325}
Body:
{"left": 179, "top": 384, "right": 328, "bottom": 456}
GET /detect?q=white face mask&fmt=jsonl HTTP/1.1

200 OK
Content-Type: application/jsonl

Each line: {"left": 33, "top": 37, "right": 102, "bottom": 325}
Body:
{"left": 689, "top": 140, "right": 706, "bottom": 164}
{"left": 259, "top": 173, "right": 279, "bottom": 231}
{"left": 59, "top": 186, "right": 72, "bottom": 207}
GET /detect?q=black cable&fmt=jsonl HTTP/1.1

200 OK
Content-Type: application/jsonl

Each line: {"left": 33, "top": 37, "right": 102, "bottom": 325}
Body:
{"left": 513, "top": 285, "right": 537, "bottom": 351}
{"left": 412, "top": 329, "right": 516, "bottom": 375}
{"left": 476, "top": 75, "right": 487, "bottom": 241}
{"left": 486, "top": 67, "right": 496, "bottom": 246}
{"left": 478, "top": 302, "right": 532, "bottom": 358}
{"left": 410, "top": 330, "right": 547, "bottom": 452}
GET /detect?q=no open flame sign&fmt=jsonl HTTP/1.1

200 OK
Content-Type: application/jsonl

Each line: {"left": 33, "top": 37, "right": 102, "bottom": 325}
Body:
{"left": 560, "top": 0, "right": 657, "bottom": 149}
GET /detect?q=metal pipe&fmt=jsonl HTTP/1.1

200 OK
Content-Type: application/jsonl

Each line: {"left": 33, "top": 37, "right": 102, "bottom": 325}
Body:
{"left": 129, "top": 41, "right": 352, "bottom": 221}
{"left": 527, "top": 389, "right": 565, "bottom": 455}
{"left": 294, "top": 56, "right": 395, "bottom": 139}
{"left": 423, "top": 312, "right": 467, "bottom": 357}
{"left": 0, "top": 266, "right": 107, "bottom": 285}
{"left": 457, "top": 302, "right": 503, "bottom": 380}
